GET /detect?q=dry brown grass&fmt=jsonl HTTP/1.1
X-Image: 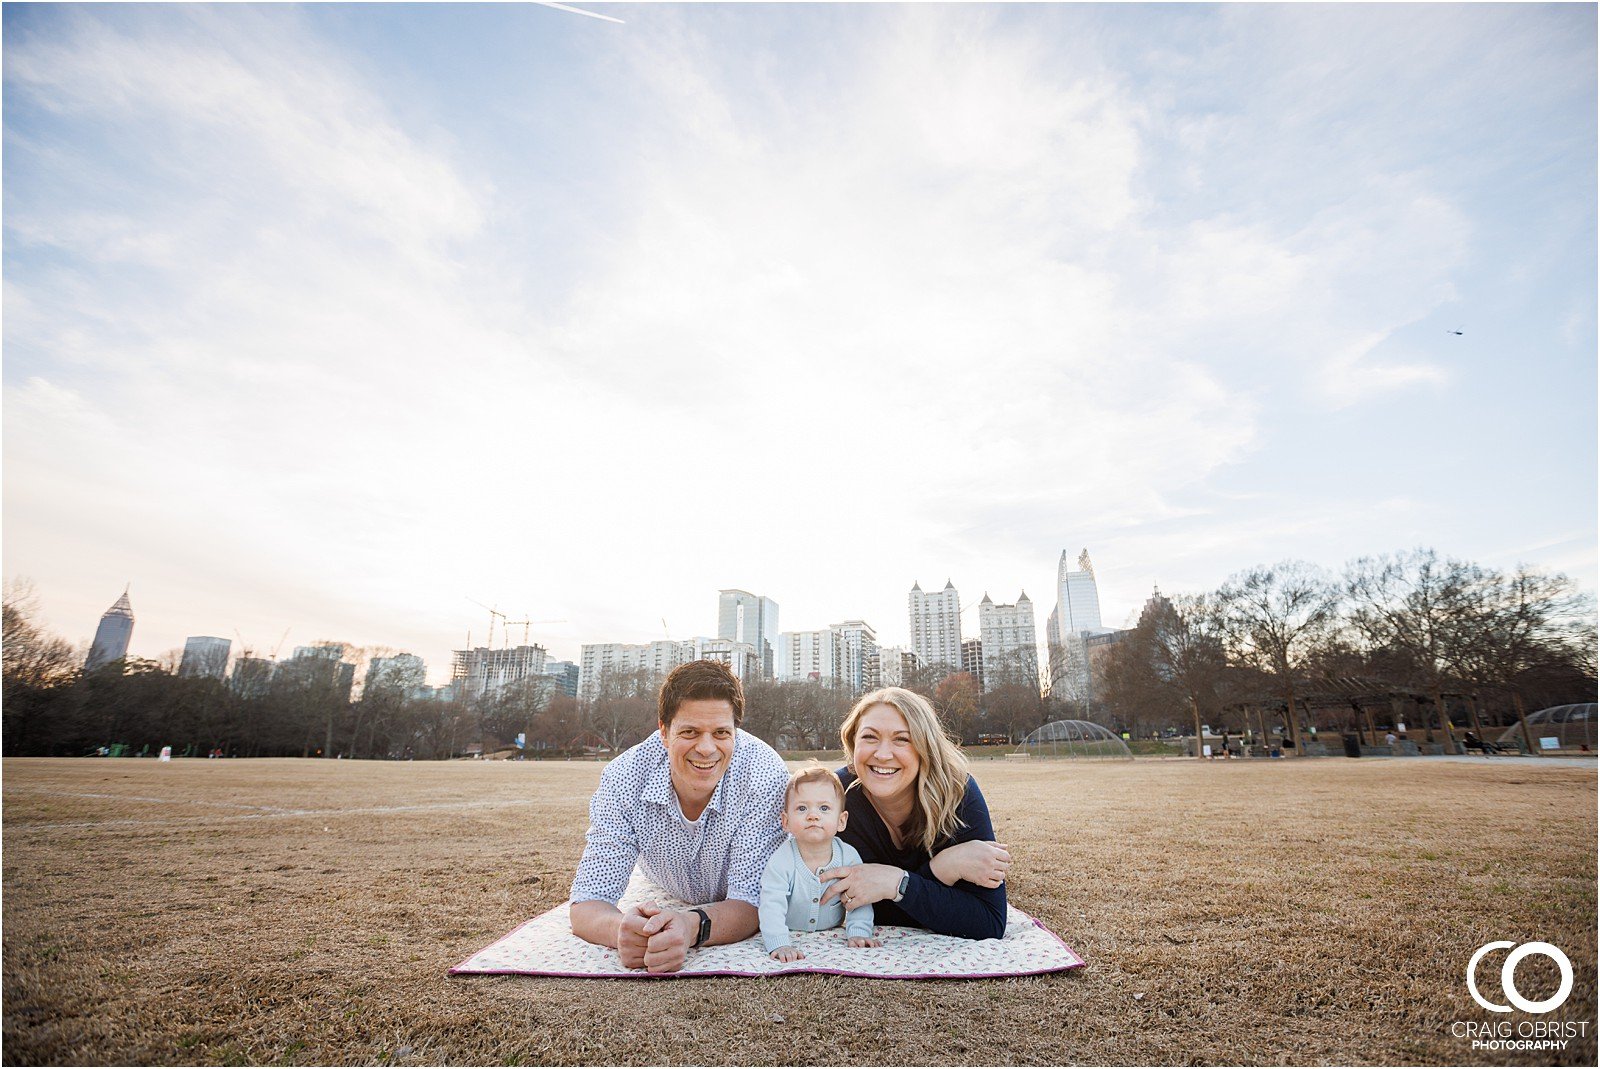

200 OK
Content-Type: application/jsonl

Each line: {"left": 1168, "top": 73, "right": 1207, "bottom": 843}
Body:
{"left": 2, "top": 756, "right": 1594, "bottom": 1067}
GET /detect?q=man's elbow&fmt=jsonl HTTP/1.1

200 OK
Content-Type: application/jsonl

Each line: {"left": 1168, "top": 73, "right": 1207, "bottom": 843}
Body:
{"left": 716, "top": 899, "right": 760, "bottom": 941}
{"left": 568, "top": 900, "right": 614, "bottom": 945}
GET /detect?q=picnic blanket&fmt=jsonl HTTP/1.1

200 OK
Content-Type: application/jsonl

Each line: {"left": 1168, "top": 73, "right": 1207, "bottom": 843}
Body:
{"left": 450, "top": 873, "right": 1084, "bottom": 979}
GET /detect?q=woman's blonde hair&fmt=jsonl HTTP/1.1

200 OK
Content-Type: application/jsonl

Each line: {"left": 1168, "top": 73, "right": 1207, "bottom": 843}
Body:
{"left": 840, "top": 687, "right": 969, "bottom": 855}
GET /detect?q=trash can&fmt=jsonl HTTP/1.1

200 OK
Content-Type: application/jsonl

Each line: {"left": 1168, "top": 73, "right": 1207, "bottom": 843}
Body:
{"left": 1342, "top": 734, "right": 1362, "bottom": 758}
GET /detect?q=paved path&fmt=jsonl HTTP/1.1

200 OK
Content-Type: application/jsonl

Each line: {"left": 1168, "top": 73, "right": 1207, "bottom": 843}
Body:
{"left": 1390, "top": 754, "right": 1596, "bottom": 769}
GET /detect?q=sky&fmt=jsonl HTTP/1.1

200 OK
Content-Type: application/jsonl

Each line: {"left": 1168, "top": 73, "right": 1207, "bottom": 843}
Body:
{"left": 3, "top": 2, "right": 1595, "bottom": 685}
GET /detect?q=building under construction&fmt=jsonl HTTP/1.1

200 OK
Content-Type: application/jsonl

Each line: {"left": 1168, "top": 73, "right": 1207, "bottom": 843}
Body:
{"left": 451, "top": 644, "right": 550, "bottom": 700}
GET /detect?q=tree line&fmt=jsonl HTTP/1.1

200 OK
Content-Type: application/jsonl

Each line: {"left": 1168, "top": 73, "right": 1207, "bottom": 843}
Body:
{"left": 4, "top": 548, "right": 1592, "bottom": 760}
{"left": 1090, "top": 549, "right": 1595, "bottom": 749}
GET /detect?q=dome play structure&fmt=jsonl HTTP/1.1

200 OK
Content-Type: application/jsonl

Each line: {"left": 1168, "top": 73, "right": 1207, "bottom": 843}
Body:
{"left": 1494, "top": 703, "right": 1596, "bottom": 752}
{"left": 1018, "top": 720, "right": 1134, "bottom": 759}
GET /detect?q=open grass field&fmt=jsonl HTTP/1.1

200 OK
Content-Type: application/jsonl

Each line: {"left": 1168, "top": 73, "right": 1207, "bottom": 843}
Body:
{"left": 3, "top": 755, "right": 1595, "bottom": 1067}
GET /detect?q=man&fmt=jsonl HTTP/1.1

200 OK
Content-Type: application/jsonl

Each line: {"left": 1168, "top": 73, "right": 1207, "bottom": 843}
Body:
{"left": 569, "top": 659, "right": 788, "bottom": 972}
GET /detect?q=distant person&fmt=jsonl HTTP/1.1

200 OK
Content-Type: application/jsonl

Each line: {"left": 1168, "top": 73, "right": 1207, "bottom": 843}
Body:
{"left": 1384, "top": 731, "right": 1398, "bottom": 747}
{"left": 759, "top": 766, "right": 880, "bottom": 961}
{"left": 568, "top": 660, "right": 788, "bottom": 973}
{"left": 819, "top": 687, "right": 1010, "bottom": 940}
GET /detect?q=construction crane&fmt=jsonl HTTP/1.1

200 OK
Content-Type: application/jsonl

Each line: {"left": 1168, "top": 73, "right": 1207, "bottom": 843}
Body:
{"left": 467, "top": 598, "right": 507, "bottom": 649}
{"left": 501, "top": 618, "right": 567, "bottom": 648}
{"left": 270, "top": 628, "right": 291, "bottom": 661}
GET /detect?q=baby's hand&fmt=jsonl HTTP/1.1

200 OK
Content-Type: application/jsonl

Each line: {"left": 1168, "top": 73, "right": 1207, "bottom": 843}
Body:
{"left": 846, "top": 936, "right": 881, "bottom": 948}
{"left": 770, "top": 945, "right": 804, "bottom": 962}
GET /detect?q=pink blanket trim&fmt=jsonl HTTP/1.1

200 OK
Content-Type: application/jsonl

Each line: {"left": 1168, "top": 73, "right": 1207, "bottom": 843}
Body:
{"left": 450, "top": 881, "right": 1085, "bottom": 980}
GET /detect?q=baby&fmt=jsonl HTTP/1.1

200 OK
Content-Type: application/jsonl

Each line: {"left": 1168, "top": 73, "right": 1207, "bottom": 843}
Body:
{"left": 759, "top": 766, "right": 881, "bottom": 961}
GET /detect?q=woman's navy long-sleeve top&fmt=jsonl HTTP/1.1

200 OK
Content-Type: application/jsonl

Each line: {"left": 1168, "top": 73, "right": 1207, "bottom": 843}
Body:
{"left": 835, "top": 768, "right": 1008, "bottom": 940}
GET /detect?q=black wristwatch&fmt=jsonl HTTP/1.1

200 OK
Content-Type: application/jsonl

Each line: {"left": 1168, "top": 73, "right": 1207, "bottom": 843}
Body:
{"left": 689, "top": 907, "right": 712, "bottom": 948}
{"left": 892, "top": 870, "right": 910, "bottom": 903}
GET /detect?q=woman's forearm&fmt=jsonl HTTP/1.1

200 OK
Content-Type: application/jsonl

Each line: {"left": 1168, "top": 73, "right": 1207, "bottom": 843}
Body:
{"left": 901, "top": 868, "right": 1008, "bottom": 939}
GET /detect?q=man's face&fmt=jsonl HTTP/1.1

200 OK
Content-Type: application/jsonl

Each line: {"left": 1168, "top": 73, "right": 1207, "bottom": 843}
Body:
{"left": 780, "top": 779, "right": 846, "bottom": 846}
{"left": 661, "top": 698, "right": 737, "bottom": 801}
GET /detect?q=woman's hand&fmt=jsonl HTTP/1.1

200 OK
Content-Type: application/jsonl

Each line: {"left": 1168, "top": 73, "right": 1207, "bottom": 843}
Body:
{"left": 929, "top": 840, "right": 1011, "bottom": 888}
{"left": 818, "top": 863, "right": 904, "bottom": 908}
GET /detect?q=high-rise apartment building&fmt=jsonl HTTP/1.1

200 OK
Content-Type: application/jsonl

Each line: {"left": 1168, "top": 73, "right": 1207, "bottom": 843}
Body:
{"left": 578, "top": 640, "right": 692, "bottom": 700}
{"left": 978, "top": 591, "right": 1038, "bottom": 689}
{"left": 908, "top": 580, "right": 962, "bottom": 671}
{"left": 543, "top": 660, "right": 580, "bottom": 698}
{"left": 451, "top": 644, "right": 550, "bottom": 700}
{"left": 717, "top": 590, "right": 779, "bottom": 678}
{"left": 778, "top": 629, "right": 835, "bottom": 682}
{"left": 1049, "top": 549, "right": 1110, "bottom": 703}
{"left": 85, "top": 587, "right": 134, "bottom": 671}
{"left": 831, "top": 620, "right": 879, "bottom": 694}
{"left": 179, "top": 636, "right": 232, "bottom": 680}
{"left": 875, "top": 645, "right": 919, "bottom": 688}
{"left": 776, "top": 621, "right": 878, "bottom": 693}
{"left": 960, "top": 638, "right": 984, "bottom": 688}
{"left": 691, "top": 637, "right": 762, "bottom": 684}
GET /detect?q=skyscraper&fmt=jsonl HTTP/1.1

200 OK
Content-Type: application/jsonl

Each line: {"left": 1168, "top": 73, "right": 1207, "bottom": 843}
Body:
{"left": 960, "top": 638, "right": 984, "bottom": 688}
{"left": 978, "top": 591, "right": 1038, "bottom": 690}
{"left": 1049, "top": 549, "right": 1108, "bottom": 703}
{"left": 691, "top": 637, "right": 762, "bottom": 684}
{"left": 578, "top": 640, "right": 692, "bottom": 700}
{"left": 179, "top": 636, "right": 232, "bottom": 680}
{"left": 908, "top": 580, "right": 962, "bottom": 671}
{"left": 875, "top": 646, "right": 919, "bottom": 688}
{"left": 717, "top": 589, "right": 779, "bottom": 678}
{"left": 84, "top": 587, "right": 134, "bottom": 671}
{"left": 776, "top": 620, "right": 878, "bottom": 693}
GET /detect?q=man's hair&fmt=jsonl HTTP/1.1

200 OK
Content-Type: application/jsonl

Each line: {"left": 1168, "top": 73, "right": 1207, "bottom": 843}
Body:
{"left": 785, "top": 765, "right": 845, "bottom": 807}
{"left": 658, "top": 659, "right": 745, "bottom": 729}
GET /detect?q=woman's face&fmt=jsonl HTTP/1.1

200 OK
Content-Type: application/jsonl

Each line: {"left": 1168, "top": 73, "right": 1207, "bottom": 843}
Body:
{"left": 851, "top": 703, "right": 921, "bottom": 802}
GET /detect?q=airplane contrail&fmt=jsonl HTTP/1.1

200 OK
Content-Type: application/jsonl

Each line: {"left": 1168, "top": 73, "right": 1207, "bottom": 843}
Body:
{"left": 538, "top": 2, "right": 625, "bottom": 24}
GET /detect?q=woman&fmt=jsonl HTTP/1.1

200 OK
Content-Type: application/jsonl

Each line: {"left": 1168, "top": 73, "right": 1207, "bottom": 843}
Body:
{"left": 819, "top": 687, "right": 1011, "bottom": 940}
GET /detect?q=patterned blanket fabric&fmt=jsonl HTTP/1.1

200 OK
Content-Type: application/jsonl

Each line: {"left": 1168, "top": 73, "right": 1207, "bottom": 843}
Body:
{"left": 451, "top": 874, "right": 1084, "bottom": 979}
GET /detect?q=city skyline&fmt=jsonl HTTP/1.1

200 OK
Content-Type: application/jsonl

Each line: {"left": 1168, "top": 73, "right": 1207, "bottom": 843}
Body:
{"left": 4, "top": 5, "right": 1594, "bottom": 687}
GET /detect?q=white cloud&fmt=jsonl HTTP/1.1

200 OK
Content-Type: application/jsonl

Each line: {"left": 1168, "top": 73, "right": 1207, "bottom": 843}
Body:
{"left": 3, "top": 4, "right": 1590, "bottom": 675}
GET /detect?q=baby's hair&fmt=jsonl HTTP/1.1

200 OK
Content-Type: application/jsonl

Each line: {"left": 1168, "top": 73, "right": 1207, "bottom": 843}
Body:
{"left": 785, "top": 765, "right": 845, "bottom": 807}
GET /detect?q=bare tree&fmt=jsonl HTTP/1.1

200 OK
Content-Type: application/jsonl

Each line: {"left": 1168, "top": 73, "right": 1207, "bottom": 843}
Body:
{"left": 1216, "top": 561, "right": 1342, "bottom": 752}
{"left": 1444, "top": 564, "right": 1596, "bottom": 751}
{"left": 1099, "top": 592, "right": 1230, "bottom": 751}
{"left": 1344, "top": 548, "right": 1484, "bottom": 747}
{"left": 3, "top": 579, "right": 81, "bottom": 754}
{"left": 933, "top": 672, "right": 982, "bottom": 743}
{"left": 980, "top": 646, "right": 1049, "bottom": 743}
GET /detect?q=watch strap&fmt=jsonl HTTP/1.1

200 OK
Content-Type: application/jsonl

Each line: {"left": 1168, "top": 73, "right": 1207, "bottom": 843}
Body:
{"left": 892, "top": 870, "right": 910, "bottom": 903}
{"left": 689, "top": 907, "right": 712, "bottom": 948}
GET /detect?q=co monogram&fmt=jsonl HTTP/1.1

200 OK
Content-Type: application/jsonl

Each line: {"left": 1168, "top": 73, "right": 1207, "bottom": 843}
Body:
{"left": 1467, "top": 941, "right": 1574, "bottom": 1014}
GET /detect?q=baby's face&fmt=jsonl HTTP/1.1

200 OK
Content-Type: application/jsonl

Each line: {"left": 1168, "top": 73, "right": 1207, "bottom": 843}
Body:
{"left": 781, "top": 779, "right": 846, "bottom": 845}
